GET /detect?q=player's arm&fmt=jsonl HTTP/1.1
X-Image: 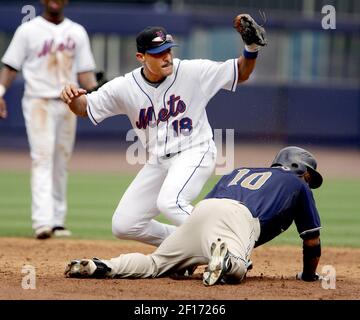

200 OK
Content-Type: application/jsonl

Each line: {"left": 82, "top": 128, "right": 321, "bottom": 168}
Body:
{"left": 296, "top": 233, "right": 322, "bottom": 282}
{"left": 233, "top": 14, "right": 267, "bottom": 83}
{"left": 79, "top": 70, "right": 109, "bottom": 94}
{"left": 77, "top": 71, "right": 97, "bottom": 91}
{"left": 237, "top": 56, "right": 256, "bottom": 83}
{"left": 60, "top": 84, "right": 88, "bottom": 117}
{"left": 66, "top": 71, "right": 110, "bottom": 117}
{"left": 0, "top": 65, "right": 18, "bottom": 119}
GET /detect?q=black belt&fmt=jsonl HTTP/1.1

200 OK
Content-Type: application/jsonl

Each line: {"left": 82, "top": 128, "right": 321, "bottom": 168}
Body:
{"left": 162, "top": 151, "right": 181, "bottom": 159}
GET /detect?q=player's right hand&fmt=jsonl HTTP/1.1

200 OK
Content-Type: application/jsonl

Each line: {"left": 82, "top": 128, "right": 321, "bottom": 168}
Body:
{"left": 0, "top": 97, "right": 7, "bottom": 119}
{"left": 60, "top": 84, "right": 87, "bottom": 105}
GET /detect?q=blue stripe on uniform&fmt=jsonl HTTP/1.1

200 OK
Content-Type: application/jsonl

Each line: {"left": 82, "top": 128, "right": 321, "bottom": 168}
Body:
{"left": 163, "top": 61, "right": 181, "bottom": 155}
{"left": 176, "top": 142, "right": 211, "bottom": 215}
{"left": 132, "top": 71, "right": 158, "bottom": 142}
{"left": 163, "top": 61, "right": 181, "bottom": 108}
{"left": 132, "top": 72, "right": 156, "bottom": 113}
{"left": 231, "top": 59, "right": 237, "bottom": 91}
{"left": 87, "top": 104, "right": 98, "bottom": 125}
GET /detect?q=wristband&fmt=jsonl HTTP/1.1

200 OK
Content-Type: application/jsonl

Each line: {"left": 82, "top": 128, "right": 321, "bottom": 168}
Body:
{"left": 245, "top": 44, "right": 260, "bottom": 52}
{"left": 0, "top": 84, "right": 6, "bottom": 98}
{"left": 243, "top": 49, "right": 258, "bottom": 60}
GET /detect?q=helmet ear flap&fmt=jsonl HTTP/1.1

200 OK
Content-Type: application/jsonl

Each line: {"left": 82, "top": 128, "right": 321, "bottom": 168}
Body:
{"left": 285, "top": 161, "right": 307, "bottom": 177}
{"left": 294, "top": 162, "right": 307, "bottom": 176}
{"left": 290, "top": 162, "right": 301, "bottom": 173}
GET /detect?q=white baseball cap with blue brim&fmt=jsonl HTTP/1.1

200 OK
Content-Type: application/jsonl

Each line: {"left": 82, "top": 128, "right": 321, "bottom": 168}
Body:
{"left": 136, "top": 26, "right": 179, "bottom": 54}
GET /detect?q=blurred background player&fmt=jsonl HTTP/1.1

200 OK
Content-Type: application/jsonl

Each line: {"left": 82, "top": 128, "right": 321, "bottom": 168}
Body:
{"left": 64, "top": 146, "right": 323, "bottom": 287}
{"left": 0, "top": 0, "right": 98, "bottom": 239}
{"left": 60, "top": 14, "right": 266, "bottom": 247}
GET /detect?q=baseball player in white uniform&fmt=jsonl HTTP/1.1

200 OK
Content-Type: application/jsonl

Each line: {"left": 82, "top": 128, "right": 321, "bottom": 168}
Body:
{"left": 60, "top": 15, "right": 267, "bottom": 246}
{"left": 0, "top": 0, "right": 98, "bottom": 239}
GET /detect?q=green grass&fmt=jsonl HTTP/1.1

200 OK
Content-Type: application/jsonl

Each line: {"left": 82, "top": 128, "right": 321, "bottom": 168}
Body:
{"left": 0, "top": 170, "right": 359, "bottom": 247}
{"left": 269, "top": 179, "right": 360, "bottom": 247}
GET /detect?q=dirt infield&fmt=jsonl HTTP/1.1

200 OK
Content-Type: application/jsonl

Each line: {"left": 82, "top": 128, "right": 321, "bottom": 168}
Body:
{"left": 1, "top": 237, "right": 359, "bottom": 300}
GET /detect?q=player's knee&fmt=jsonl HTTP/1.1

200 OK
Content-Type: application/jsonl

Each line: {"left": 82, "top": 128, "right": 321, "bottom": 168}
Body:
{"left": 111, "top": 215, "right": 144, "bottom": 240}
{"left": 111, "top": 219, "right": 132, "bottom": 239}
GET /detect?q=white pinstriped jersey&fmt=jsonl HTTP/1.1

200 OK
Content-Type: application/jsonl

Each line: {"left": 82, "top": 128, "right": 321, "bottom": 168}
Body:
{"left": 87, "top": 58, "right": 238, "bottom": 157}
{"left": 2, "top": 16, "right": 95, "bottom": 98}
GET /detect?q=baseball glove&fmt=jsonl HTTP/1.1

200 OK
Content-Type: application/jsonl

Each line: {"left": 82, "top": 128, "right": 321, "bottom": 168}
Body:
{"left": 233, "top": 14, "right": 267, "bottom": 47}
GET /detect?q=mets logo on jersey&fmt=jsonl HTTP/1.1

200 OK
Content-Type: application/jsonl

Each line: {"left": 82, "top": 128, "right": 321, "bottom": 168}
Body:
{"left": 38, "top": 37, "right": 76, "bottom": 58}
{"left": 136, "top": 94, "right": 193, "bottom": 135}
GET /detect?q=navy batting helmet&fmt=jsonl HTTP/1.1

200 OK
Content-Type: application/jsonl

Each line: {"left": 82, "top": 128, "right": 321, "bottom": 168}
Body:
{"left": 271, "top": 146, "right": 323, "bottom": 189}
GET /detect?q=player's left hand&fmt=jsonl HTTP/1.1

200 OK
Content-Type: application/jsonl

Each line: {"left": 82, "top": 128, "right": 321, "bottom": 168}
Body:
{"left": 60, "top": 84, "right": 87, "bottom": 105}
{"left": 296, "top": 272, "right": 323, "bottom": 282}
{"left": 233, "top": 14, "right": 267, "bottom": 49}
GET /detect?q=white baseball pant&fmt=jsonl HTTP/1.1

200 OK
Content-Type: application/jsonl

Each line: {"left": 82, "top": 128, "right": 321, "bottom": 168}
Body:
{"left": 104, "top": 199, "right": 260, "bottom": 280}
{"left": 111, "top": 140, "right": 217, "bottom": 246}
{"left": 22, "top": 97, "right": 76, "bottom": 230}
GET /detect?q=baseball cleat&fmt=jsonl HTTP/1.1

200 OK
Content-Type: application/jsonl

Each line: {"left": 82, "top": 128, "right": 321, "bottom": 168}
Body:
{"left": 64, "top": 258, "right": 112, "bottom": 278}
{"left": 203, "top": 238, "right": 231, "bottom": 286}
{"left": 34, "top": 226, "right": 52, "bottom": 240}
{"left": 52, "top": 226, "right": 72, "bottom": 237}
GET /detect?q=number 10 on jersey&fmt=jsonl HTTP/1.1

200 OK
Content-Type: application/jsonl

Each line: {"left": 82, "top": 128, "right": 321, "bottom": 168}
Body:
{"left": 228, "top": 169, "right": 272, "bottom": 190}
